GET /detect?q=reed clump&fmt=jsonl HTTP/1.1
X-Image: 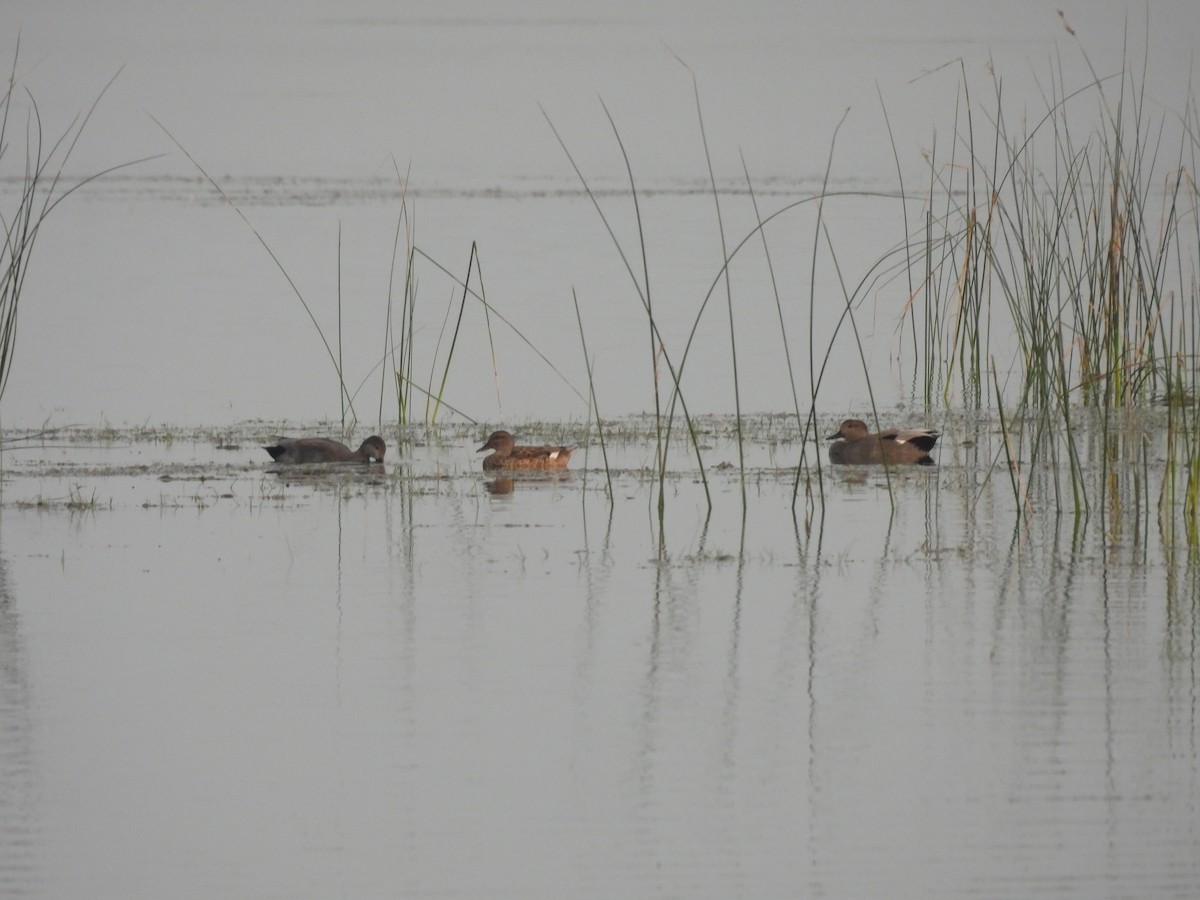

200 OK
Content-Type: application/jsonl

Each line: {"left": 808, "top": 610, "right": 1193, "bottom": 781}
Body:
{"left": 899, "top": 41, "right": 1200, "bottom": 531}
{"left": 911, "top": 68, "right": 1199, "bottom": 409}
{"left": 1, "top": 46, "right": 142, "bottom": 413}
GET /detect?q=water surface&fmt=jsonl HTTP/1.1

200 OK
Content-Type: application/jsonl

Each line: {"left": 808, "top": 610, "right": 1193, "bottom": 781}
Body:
{"left": 2, "top": 3, "right": 1199, "bottom": 897}
{"left": 2, "top": 419, "right": 1198, "bottom": 898}
{"left": 2, "top": 1, "right": 1197, "bottom": 426}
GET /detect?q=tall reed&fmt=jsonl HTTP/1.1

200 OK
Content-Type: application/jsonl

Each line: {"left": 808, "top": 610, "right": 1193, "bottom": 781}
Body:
{"left": 382, "top": 162, "right": 415, "bottom": 427}
{"left": 1, "top": 49, "right": 145, "bottom": 410}
{"left": 155, "top": 118, "right": 365, "bottom": 428}
{"left": 572, "top": 287, "right": 613, "bottom": 500}
{"left": 898, "top": 34, "right": 1200, "bottom": 528}
{"left": 955, "top": 71, "right": 1190, "bottom": 406}
{"left": 673, "top": 54, "right": 746, "bottom": 511}
{"left": 542, "top": 102, "right": 712, "bottom": 523}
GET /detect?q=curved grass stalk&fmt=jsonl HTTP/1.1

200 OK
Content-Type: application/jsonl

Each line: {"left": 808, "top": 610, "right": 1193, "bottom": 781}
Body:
{"left": 429, "top": 242, "right": 478, "bottom": 424}
{"left": 380, "top": 159, "right": 413, "bottom": 430}
{"left": 2, "top": 53, "right": 155, "bottom": 407}
{"left": 540, "top": 101, "right": 710, "bottom": 520}
{"left": 991, "top": 361, "right": 1026, "bottom": 525}
{"left": 671, "top": 53, "right": 746, "bottom": 513}
{"left": 877, "top": 84, "right": 921, "bottom": 394}
{"left": 740, "top": 152, "right": 806, "bottom": 514}
{"left": 802, "top": 110, "right": 849, "bottom": 505}
{"left": 152, "top": 117, "right": 357, "bottom": 422}
{"left": 572, "top": 288, "right": 613, "bottom": 501}
{"left": 411, "top": 245, "right": 586, "bottom": 408}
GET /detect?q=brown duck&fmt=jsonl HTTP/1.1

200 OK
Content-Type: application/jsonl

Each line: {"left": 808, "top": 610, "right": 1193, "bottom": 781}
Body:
{"left": 263, "top": 435, "right": 386, "bottom": 464}
{"left": 477, "top": 430, "right": 573, "bottom": 471}
{"left": 825, "top": 418, "right": 939, "bottom": 466}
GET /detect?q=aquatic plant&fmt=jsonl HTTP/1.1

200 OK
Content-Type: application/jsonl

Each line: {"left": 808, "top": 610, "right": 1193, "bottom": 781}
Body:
{"left": 0, "top": 44, "right": 145, "bottom": 411}
{"left": 155, "top": 118, "right": 370, "bottom": 433}
{"left": 543, "top": 100, "right": 713, "bottom": 526}
{"left": 572, "top": 287, "right": 614, "bottom": 501}
{"left": 878, "top": 24, "right": 1200, "bottom": 533}
{"left": 140, "top": 25, "right": 1200, "bottom": 547}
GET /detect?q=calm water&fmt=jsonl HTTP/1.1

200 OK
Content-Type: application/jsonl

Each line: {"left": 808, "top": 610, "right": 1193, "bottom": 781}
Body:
{"left": 3, "top": 3, "right": 1200, "bottom": 898}
{"left": 2, "top": 419, "right": 1198, "bottom": 898}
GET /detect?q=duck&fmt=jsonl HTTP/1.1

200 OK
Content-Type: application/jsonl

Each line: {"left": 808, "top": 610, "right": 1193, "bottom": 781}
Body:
{"left": 825, "top": 418, "right": 938, "bottom": 466}
{"left": 263, "top": 435, "right": 386, "bottom": 464}
{"left": 477, "top": 430, "right": 572, "bottom": 471}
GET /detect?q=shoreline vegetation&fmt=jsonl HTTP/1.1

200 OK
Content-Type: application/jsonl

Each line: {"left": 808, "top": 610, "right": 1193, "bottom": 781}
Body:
{"left": 4, "top": 28, "right": 1199, "bottom": 544}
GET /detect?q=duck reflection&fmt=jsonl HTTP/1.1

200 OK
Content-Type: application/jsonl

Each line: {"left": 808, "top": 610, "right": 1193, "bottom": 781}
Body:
{"left": 484, "top": 473, "right": 573, "bottom": 495}
{"left": 485, "top": 476, "right": 515, "bottom": 495}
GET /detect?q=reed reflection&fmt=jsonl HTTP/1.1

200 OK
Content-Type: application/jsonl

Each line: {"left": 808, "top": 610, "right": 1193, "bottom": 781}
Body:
{"left": 0, "top": 552, "right": 40, "bottom": 898}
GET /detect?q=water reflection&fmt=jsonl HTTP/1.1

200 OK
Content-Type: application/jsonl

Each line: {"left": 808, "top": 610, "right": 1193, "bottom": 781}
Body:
{"left": 485, "top": 476, "right": 514, "bottom": 495}
{"left": 267, "top": 465, "right": 391, "bottom": 487}
{"left": 483, "top": 473, "right": 575, "bottom": 496}
{"left": 0, "top": 550, "right": 39, "bottom": 898}
{"left": 2, "top": 422, "right": 1199, "bottom": 898}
